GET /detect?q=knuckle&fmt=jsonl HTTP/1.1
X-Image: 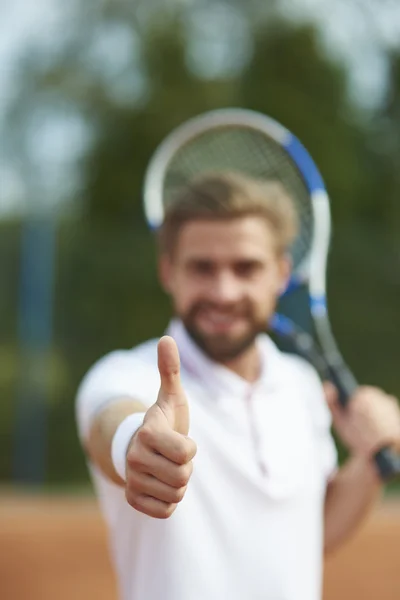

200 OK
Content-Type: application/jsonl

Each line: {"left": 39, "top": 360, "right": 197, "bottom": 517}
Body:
{"left": 176, "top": 439, "right": 197, "bottom": 464}
{"left": 175, "top": 446, "right": 190, "bottom": 465}
{"left": 173, "top": 472, "right": 187, "bottom": 488}
{"left": 365, "top": 385, "right": 381, "bottom": 394}
{"left": 171, "top": 486, "right": 187, "bottom": 503}
{"left": 162, "top": 504, "right": 177, "bottom": 519}
{"left": 126, "top": 450, "right": 143, "bottom": 471}
{"left": 354, "top": 385, "right": 368, "bottom": 397}
{"left": 189, "top": 439, "right": 197, "bottom": 459}
{"left": 166, "top": 366, "right": 180, "bottom": 379}
{"left": 174, "top": 463, "right": 192, "bottom": 487}
{"left": 137, "top": 425, "right": 154, "bottom": 445}
{"left": 125, "top": 489, "right": 140, "bottom": 511}
{"left": 126, "top": 470, "right": 143, "bottom": 493}
{"left": 355, "top": 386, "right": 379, "bottom": 401}
{"left": 149, "top": 502, "right": 176, "bottom": 520}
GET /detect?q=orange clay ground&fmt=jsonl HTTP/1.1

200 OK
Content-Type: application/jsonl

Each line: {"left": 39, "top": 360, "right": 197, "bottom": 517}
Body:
{"left": 0, "top": 492, "right": 399, "bottom": 600}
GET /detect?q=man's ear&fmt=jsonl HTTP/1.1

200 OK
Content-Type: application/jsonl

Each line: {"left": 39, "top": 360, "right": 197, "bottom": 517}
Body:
{"left": 158, "top": 253, "right": 173, "bottom": 294}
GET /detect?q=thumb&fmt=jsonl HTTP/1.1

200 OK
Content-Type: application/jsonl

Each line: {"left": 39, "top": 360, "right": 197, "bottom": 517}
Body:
{"left": 156, "top": 336, "right": 189, "bottom": 435}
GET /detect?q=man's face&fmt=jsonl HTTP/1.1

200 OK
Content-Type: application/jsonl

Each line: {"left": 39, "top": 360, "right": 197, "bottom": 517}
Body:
{"left": 159, "top": 216, "right": 291, "bottom": 362}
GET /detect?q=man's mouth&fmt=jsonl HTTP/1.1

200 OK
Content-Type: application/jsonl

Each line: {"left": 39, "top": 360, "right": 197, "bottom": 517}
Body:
{"left": 196, "top": 309, "right": 245, "bottom": 331}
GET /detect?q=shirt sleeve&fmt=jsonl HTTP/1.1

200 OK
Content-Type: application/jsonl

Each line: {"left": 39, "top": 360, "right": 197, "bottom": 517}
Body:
{"left": 75, "top": 346, "right": 160, "bottom": 444}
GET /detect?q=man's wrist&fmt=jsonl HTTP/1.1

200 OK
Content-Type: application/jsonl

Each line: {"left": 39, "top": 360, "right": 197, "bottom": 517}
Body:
{"left": 111, "top": 412, "right": 146, "bottom": 481}
{"left": 347, "top": 453, "right": 383, "bottom": 487}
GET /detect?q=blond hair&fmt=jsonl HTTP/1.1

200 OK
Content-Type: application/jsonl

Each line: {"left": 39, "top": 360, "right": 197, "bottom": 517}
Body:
{"left": 158, "top": 171, "right": 298, "bottom": 255}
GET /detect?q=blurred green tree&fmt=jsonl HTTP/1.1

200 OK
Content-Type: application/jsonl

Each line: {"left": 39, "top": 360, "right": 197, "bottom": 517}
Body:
{"left": 1, "top": 3, "right": 399, "bottom": 485}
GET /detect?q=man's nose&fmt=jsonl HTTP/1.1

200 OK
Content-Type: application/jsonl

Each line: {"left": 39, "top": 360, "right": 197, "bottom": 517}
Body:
{"left": 208, "top": 271, "right": 242, "bottom": 304}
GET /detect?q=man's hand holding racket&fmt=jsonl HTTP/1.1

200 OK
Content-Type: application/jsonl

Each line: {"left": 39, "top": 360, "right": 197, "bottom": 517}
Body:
{"left": 124, "top": 337, "right": 197, "bottom": 519}
{"left": 324, "top": 383, "right": 400, "bottom": 465}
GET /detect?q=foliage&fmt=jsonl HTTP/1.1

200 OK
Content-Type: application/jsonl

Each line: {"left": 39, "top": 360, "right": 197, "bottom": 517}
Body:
{"left": 1, "top": 7, "right": 399, "bottom": 487}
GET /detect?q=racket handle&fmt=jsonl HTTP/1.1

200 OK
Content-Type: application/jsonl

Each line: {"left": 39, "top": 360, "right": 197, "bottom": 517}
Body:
{"left": 374, "top": 447, "right": 400, "bottom": 482}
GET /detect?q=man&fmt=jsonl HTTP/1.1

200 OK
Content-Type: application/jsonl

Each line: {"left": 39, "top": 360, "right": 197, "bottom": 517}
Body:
{"left": 76, "top": 172, "right": 400, "bottom": 600}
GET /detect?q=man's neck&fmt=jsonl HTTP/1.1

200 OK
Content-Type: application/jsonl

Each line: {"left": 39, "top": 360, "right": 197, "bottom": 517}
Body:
{"left": 220, "top": 343, "right": 261, "bottom": 383}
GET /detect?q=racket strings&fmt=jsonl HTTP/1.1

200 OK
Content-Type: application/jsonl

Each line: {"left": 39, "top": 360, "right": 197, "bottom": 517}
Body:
{"left": 162, "top": 127, "right": 313, "bottom": 271}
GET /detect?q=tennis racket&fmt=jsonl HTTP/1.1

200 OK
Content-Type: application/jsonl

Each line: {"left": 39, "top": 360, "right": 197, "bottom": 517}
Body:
{"left": 142, "top": 107, "right": 400, "bottom": 482}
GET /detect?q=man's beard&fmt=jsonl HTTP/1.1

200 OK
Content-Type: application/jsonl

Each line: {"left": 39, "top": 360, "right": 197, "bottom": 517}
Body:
{"left": 179, "top": 301, "right": 267, "bottom": 362}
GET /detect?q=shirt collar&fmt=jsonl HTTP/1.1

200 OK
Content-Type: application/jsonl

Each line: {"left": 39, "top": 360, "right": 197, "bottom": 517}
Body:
{"left": 165, "top": 319, "right": 286, "bottom": 399}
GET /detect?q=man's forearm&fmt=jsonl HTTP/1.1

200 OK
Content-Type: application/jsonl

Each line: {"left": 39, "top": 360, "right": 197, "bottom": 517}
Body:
{"left": 86, "top": 398, "right": 146, "bottom": 486}
{"left": 323, "top": 455, "right": 382, "bottom": 555}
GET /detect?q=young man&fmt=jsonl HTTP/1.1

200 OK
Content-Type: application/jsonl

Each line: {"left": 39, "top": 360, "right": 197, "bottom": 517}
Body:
{"left": 76, "top": 172, "right": 400, "bottom": 600}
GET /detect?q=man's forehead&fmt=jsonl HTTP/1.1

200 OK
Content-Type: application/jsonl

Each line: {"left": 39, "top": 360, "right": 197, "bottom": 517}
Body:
{"left": 176, "top": 217, "right": 275, "bottom": 256}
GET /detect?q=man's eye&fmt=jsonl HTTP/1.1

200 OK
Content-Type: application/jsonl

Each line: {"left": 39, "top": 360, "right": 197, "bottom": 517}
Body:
{"left": 234, "top": 262, "right": 260, "bottom": 277}
{"left": 191, "top": 262, "right": 214, "bottom": 275}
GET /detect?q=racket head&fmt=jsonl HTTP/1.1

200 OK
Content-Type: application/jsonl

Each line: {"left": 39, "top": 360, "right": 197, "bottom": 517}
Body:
{"left": 143, "top": 108, "right": 331, "bottom": 299}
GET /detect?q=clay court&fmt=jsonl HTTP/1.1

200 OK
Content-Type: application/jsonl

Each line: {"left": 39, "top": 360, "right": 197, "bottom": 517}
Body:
{"left": 1, "top": 493, "right": 399, "bottom": 600}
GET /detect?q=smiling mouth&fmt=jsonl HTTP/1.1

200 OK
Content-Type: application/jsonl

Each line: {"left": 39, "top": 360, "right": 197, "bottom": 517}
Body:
{"left": 198, "top": 311, "right": 245, "bottom": 328}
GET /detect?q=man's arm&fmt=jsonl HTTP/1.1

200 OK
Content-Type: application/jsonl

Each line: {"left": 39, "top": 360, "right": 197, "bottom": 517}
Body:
{"left": 80, "top": 336, "right": 197, "bottom": 519}
{"left": 324, "top": 455, "right": 382, "bottom": 554}
{"left": 323, "top": 384, "right": 400, "bottom": 554}
{"left": 86, "top": 398, "right": 147, "bottom": 486}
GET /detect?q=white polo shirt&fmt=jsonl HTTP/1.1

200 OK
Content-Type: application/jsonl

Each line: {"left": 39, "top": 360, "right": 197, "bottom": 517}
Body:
{"left": 76, "top": 319, "right": 337, "bottom": 600}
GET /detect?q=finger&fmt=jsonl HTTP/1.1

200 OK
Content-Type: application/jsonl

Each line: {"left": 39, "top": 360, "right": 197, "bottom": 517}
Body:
{"left": 323, "top": 381, "right": 339, "bottom": 411}
{"left": 127, "top": 471, "right": 187, "bottom": 504}
{"left": 156, "top": 336, "right": 190, "bottom": 435}
{"left": 388, "top": 395, "right": 400, "bottom": 406}
{"left": 322, "top": 382, "right": 346, "bottom": 430}
{"left": 126, "top": 491, "right": 176, "bottom": 519}
{"left": 127, "top": 446, "right": 193, "bottom": 488}
{"left": 137, "top": 422, "right": 197, "bottom": 464}
{"left": 157, "top": 336, "right": 182, "bottom": 396}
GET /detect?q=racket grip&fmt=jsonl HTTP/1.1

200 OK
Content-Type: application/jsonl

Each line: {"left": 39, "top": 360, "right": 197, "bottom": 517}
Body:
{"left": 328, "top": 373, "right": 400, "bottom": 482}
{"left": 374, "top": 447, "right": 400, "bottom": 482}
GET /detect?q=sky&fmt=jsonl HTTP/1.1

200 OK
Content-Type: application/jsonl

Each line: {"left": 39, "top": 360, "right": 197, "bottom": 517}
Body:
{"left": 285, "top": 0, "right": 400, "bottom": 104}
{"left": 0, "top": 0, "right": 399, "bottom": 217}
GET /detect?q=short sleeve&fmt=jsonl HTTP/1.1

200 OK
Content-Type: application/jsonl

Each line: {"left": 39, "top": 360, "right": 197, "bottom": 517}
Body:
{"left": 75, "top": 341, "right": 160, "bottom": 444}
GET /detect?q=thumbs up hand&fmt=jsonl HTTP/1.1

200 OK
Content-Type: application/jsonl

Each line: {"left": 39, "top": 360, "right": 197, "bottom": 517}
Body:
{"left": 125, "top": 336, "right": 197, "bottom": 519}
